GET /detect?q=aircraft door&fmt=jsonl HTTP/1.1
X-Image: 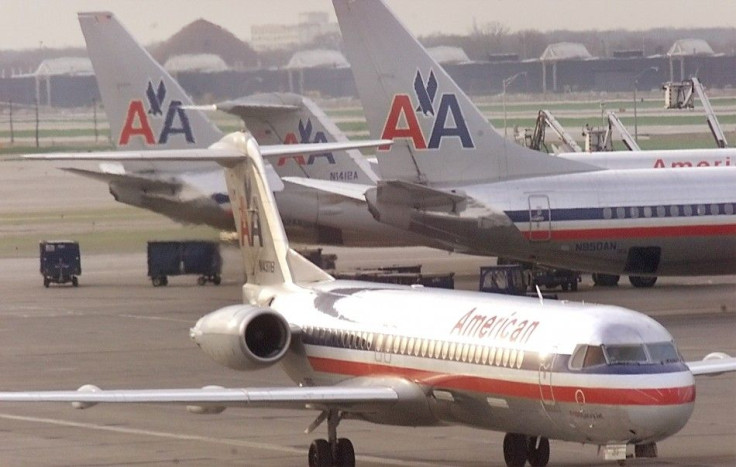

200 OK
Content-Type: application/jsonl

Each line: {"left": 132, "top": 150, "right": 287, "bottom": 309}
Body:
{"left": 528, "top": 195, "right": 551, "bottom": 242}
{"left": 538, "top": 351, "right": 556, "bottom": 409}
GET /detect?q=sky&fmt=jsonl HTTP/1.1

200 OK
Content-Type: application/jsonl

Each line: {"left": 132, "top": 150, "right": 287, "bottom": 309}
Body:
{"left": 1, "top": 0, "right": 736, "bottom": 50}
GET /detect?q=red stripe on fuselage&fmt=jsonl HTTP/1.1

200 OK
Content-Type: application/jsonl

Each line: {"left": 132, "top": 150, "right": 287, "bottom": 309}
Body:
{"left": 307, "top": 356, "right": 695, "bottom": 406}
{"left": 521, "top": 224, "right": 736, "bottom": 241}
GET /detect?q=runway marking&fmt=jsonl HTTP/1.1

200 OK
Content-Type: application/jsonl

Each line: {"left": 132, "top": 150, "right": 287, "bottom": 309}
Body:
{"left": 0, "top": 412, "right": 434, "bottom": 466}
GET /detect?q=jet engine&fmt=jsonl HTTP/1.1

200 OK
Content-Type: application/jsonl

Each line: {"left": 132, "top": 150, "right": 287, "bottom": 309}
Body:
{"left": 190, "top": 304, "right": 291, "bottom": 371}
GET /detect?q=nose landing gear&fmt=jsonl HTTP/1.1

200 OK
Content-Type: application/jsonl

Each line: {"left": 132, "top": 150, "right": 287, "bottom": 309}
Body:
{"left": 503, "top": 433, "right": 550, "bottom": 467}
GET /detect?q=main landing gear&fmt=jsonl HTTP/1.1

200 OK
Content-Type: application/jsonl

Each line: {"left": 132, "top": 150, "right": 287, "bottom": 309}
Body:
{"left": 503, "top": 433, "right": 550, "bottom": 467}
{"left": 308, "top": 410, "right": 355, "bottom": 467}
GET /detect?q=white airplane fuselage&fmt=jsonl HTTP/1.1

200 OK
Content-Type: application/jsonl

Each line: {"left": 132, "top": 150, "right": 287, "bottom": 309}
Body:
{"left": 373, "top": 166, "right": 736, "bottom": 276}
{"left": 195, "top": 280, "right": 694, "bottom": 445}
{"left": 108, "top": 147, "right": 736, "bottom": 258}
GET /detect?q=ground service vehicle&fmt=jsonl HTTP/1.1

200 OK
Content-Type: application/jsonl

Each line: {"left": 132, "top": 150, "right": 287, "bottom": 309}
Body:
{"left": 39, "top": 240, "right": 81, "bottom": 287}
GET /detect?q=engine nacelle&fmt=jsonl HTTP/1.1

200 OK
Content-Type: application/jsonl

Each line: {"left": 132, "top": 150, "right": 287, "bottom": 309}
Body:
{"left": 190, "top": 304, "right": 291, "bottom": 371}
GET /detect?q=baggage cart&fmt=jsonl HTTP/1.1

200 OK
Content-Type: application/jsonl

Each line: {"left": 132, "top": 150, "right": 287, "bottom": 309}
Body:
{"left": 147, "top": 241, "right": 222, "bottom": 287}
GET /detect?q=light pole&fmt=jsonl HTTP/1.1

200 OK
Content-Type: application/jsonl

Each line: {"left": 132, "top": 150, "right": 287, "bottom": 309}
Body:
{"left": 502, "top": 71, "right": 527, "bottom": 139}
{"left": 633, "top": 66, "right": 658, "bottom": 142}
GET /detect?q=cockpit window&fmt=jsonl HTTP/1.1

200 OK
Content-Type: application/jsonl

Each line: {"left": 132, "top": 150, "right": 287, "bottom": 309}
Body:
{"left": 569, "top": 345, "right": 607, "bottom": 369}
{"left": 646, "top": 342, "right": 682, "bottom": 363}
{"left": 604, "top": 344, "right": 648, "bottom": 364}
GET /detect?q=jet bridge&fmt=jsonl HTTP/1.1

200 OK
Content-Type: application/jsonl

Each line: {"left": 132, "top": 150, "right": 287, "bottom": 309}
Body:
{"left": 662, "top": 77, "right": 728, "bottom": 148}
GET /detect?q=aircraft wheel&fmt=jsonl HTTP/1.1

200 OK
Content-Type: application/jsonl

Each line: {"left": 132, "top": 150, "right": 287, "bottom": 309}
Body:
{"left": 308, "top": 439, "right": 330, "bottom": 467}
{"left": 527, "top": 436, "right": 550, "bottom": 467}
{"left": 213, "top": 275, "right": 221, "bottom": 285}
{"left": 335, "top": 438, "right": 355, "bottom": 466}
{"left": 152, "top": 276, "right": 163, "bottom": 287}
{"left": 503, "top": 433, "right": 528, "bottom": 467}
{"left": 72, "top": 276, "right": 79, "bottom": 287}
{"left": 44, "top": 278, "right": 50, "bottom": 288}
{"left": 592, "top": 273, "right": 620, "bottom": 287}
{"left": 635, "top": 442, "right": 658, "bottom": 458}
{"left": 197, "top": 276, "right": 206, "bottom": 286}
{"left": 629, "top": 276, "right": 657, "bottom": 288}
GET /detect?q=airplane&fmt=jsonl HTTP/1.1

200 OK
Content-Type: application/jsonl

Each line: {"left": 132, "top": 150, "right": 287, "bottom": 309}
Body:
{"left": 4, "top": 128, "right": 736, "bottom": 467}
{"left": 316, "top": 0, "right": 736, "bottom": 289}
{"left": 73, "top": 11, "right": 447, "bottom": 248}
{"left": 73, "top": 12, "right": 732, "bottom": 256}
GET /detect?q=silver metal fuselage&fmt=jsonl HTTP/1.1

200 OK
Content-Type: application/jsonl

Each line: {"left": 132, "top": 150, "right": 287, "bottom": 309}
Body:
{"left": 247, "top": 281, "right": 695, "bottom": 445}
{"left": 396, "top": 167, "right": 736, "bottom": 275}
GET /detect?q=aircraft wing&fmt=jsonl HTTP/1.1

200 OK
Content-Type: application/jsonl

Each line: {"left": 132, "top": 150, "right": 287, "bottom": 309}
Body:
{"left": 283, "top": 177, "right": 370, "bottom": 202}
{"left": 0, "top": 385, "right": 398, "bottom": 412}
{"left": 185, "top": 99, "right": 301, "bottom": 120}
{"left": 686, "top": 354, "right": 736, "bottom": 376}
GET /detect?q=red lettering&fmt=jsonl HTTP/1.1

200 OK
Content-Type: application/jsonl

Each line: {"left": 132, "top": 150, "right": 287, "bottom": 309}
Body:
{"left": 697, "top": 161, "right": 710, "bottom": 167}
{"left": 653, "top": 158, "right": 665, "bottom": 168}
{"left": 238, "top": 195, "right": 249, "bottom": 247}
{"left": 451, "top": 309, "right": 474, "bottom": 335}
{"left": 277, "top": 132, "right": 306, "bottom": 166}
{"left": 380, "top": 95, "right": 426, "bottom": 150}
{"left": 119, "top": 100, "right": 155, "bottom": 145}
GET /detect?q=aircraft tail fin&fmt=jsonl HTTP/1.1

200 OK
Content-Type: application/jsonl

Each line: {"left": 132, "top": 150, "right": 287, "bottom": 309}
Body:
{"left": 78, "top": 12, "right": 223, "bottom": 154}
{"left": 333, "top": 0, "right": 598, "bottom": 185}
{"left": 25, "top": 133, "right": 390, "bottom": 296}
{"left": 211, "top": 93, "right": 378, "bottom": 184}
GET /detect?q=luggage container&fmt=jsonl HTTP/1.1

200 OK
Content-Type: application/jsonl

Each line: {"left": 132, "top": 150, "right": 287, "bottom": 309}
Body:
{"left": 147, "top": 241, "right": 222, "bottom": 287}
{"left": 40, "top": 240, "right": 81, "bottom": 287}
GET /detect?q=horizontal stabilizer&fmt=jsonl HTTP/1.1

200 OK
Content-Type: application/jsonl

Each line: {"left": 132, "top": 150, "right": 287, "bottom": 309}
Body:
{"left": 374, "top": 180, "right": 467, "bottom": 212}
{"left": 24, "top": 135, "right": 392, "bottom": 166}
{"left": 687, "top": 353, "right": 736, "bottom": 376}
{"left": 283, "top": 176, "right": 370, "bottom": 202}
{"left": 183, "top": 99, "right": 301, "bottom": 120}
{"left": 62, "top": 167, "right": 181, "bottom": 192}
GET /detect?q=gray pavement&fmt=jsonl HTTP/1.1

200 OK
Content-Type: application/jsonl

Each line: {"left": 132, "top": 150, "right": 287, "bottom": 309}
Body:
{"left": 0, "top": 160, "right": 734, "bottom": 466}
{"left": 0, "top": 250, "right": 734, "bottom": 466}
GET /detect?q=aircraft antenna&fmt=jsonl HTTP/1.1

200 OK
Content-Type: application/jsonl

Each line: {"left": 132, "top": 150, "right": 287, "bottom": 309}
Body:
{"left": 535, "top": 285, "right": 544, "bottom": 305}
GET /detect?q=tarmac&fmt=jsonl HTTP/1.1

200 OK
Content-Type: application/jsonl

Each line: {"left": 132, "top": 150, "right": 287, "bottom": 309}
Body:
{"left": 0, "top": 160, "right": 734, "bottom": 466}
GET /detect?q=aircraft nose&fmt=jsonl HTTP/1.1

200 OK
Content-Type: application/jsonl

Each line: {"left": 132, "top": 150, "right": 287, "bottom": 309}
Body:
{"left": 628, "top": 402, "right": 694, "bottom": 442}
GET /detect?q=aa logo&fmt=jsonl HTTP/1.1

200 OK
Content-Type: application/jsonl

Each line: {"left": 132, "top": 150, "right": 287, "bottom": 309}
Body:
{"left": 238, "top": 173, "right": 263, "bottom": 248}
{"left": 277, "top": 119, "right": 336, "bottom": 166}
{"left": 119, "top": 80, "right": 195, "bottom": 146}
{"left": 380, "top": 69, "right": 474, "bottom": 150}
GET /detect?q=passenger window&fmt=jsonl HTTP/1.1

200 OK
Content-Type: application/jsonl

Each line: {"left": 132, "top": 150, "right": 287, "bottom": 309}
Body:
{"left": 375, "top": 334, "right": 384, "bottom": 352}
{"left": 461, "top": 344, "right": 470, "bottom": 362}
{"left": 405, "top": 337, "right": 413, "bottom": 355}
{"left": 441, "top": 341, "right": 450, "bottom": 359}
